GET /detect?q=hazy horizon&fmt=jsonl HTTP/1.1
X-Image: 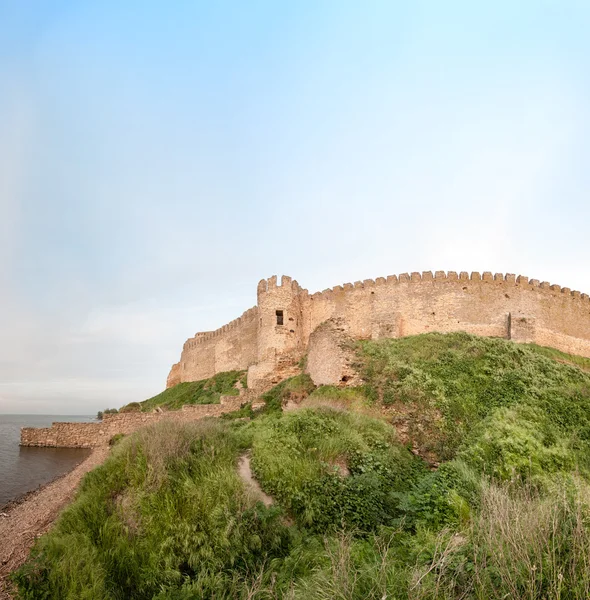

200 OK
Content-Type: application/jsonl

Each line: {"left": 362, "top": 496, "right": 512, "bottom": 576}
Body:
{"left": 2, "top": 1, "right": 590, "bottom": 414}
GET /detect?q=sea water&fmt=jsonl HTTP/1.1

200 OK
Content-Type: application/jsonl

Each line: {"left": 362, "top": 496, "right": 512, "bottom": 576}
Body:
{"left": 0, "top": 415, "right": 93, "bottom": 507}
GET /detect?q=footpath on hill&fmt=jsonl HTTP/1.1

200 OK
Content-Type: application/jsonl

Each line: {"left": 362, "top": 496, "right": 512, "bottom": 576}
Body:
{"left": 0, "top": 447, "right": 110, "bottom": 600}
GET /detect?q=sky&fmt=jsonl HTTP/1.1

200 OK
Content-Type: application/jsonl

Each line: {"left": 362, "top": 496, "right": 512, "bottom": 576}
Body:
{"left": 1, "top": 0, "right": 590, "bottom": 414}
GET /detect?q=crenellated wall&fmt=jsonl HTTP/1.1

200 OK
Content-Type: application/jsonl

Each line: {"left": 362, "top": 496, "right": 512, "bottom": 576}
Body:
{"left": 28, "top": 271, "right": 590, "bottom": 448}
{"left": 166, "top": 271, "right": 590, "bottom": 389}
{"left": 173, "top": 306, "right": 259, "bottom": 385}
{"left": 298, "top": 271, "right": 590, "bottom": 358}
{"left": 20, "top": 396, "right": 244, "bottom": 448}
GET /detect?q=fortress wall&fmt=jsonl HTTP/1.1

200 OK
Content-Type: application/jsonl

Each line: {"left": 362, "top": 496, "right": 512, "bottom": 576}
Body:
{"left": 166, "top": 362, "right": 181, "bottom": 388}
{"left": 172, "top": 307, "right": 259, "bottom": 385}
{"left": 167, "top": 271, "right": 590, "bottom": 392}
{"left": 302, "top": 272, "right": 590, "bottom": 358}
{"left": 20, "top": 396, "right": 244, "bottom": 448}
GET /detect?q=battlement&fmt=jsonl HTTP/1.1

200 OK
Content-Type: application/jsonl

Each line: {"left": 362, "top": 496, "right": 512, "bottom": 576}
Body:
{"left": 257, "top": 275, "right": 301, "bottom": 298}
{"left": 305, "top": 271, "right": 587, "bottom": 303}
{"left": 183, "top": 306, "right": 258, "bottom": 350}
{"left": 168, "top": 270, "right": 590, "bottom": 391}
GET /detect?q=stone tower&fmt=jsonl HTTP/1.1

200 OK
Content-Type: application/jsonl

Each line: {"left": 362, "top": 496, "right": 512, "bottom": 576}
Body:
{"left": 247, "top": 275, "right": 304, "bottom": 387}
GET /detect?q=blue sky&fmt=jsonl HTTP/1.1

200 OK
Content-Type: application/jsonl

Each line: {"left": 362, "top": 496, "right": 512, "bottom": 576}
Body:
{"left": 1, "top": 1, "right": 589, "bottom": 413}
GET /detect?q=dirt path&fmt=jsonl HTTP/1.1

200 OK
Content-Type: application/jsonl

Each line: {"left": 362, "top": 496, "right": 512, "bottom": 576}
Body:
{"left": 238, "top": 454, "right": 273, "bottom": 507}
{"left": 0, "top": 447, "right": 110, "bottom": 599}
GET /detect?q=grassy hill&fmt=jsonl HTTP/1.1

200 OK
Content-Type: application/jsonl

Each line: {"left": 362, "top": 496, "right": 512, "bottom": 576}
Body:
{"left": 120, "top": 370, "right": 246, "bottom": 413}
{"left": 14, "top": 333, "right": 590, "bottom": 599}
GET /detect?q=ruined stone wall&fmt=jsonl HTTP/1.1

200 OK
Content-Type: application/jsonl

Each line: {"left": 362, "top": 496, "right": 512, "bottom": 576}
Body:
{"left": 305, "top": 319, "right": 360, "bottom": 387}
{"left": 167, "top": 362, "right": 181, "bottom": 388}
{"left": 301, "top": 271, "right": 590, "bottom": 358}
{"left": 20, "top": 396, "right": 244, "bottom": 448}
{"left": 169, "top": 307, "right": 259, "bottom": 387}
{"left": 168, "top": 271, "right": 590, "bottom": 391}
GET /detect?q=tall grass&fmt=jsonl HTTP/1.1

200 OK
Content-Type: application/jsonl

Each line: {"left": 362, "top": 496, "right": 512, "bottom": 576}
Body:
{"left": 411, "top": 479, "right": 590, "bottom": 600}
{"left": 15, "top": 333, "right": 590, "bottom": 599}
{"left": 132, "top": 370, "right": 246, "bottom": 412}
{"left": 13, "top": 419, "right": 291, "bottom": 599}
{"left": 359, "top": 332, "right": 590, "bottom": 472}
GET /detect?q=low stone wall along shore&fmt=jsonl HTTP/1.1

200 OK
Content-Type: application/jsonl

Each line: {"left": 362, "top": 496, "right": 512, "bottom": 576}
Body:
{"left": 20, "top": 396, "right": 243, "bottom": 448}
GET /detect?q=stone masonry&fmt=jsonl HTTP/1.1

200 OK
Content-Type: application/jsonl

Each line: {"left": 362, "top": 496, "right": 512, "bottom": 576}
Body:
{"left": 23, "top": 271, "right": 590, "bottom": 449}
{"left": 167, "top": 271, "right": 590, "bottom": 390}
{"left": 20, "top": 396, "right": 243, "bottom": 448}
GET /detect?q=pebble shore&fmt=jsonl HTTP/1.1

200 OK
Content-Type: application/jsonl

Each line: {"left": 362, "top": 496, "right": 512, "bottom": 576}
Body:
{"left": 0, "top": 447, "right": 109, "bottom": 599}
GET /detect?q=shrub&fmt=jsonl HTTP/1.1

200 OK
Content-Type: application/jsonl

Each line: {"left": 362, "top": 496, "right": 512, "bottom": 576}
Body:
{"left": 460, "top": 406, "right": 575, "bottom": 482}
{"left": 139, "top": 370, "right": 246, "bottom": 412}
{"left": 13, "top": 420, "right": 292, "bottom": 599}
{"left": 259, "top": 374, "right": 316, "bottom": 412}
{"left": 250, "top": 408, "right": 426, "bottom": 532}
{"left": 97, "top": 408, "right": 118, "bottom": 420}
{"left": 109, "top": 433, "right": 125, "bottom": 446}
{"left": 410, "top": 479, "right": 590, "bottom": 600}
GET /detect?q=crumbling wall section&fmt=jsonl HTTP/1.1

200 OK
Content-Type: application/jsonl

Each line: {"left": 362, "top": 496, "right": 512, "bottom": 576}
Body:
{"left": 305, "top": 318, "right": 360, "bottom": 386}
{"left": 20, "top": 396, "right": 244, "bottom": 448}
{"left": 166, "top": 362, "right": 181, "bottom": 388}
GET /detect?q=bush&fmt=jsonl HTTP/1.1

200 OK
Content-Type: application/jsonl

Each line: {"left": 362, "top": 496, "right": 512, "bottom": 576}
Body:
{"left": 119, "top": 402, "right": 141, "bottom": 413}
{"left": 460, "top": 406, "right": 574, "bottom": 482}
{"left": 97, "top": 408, "right": 118, "bottom": 420}
{"left": 139, "top": 370, "right": 246, "bottom": 412}
{"left": 13, "top": 420, "right": 291, "bottom": 599}
{"left": 250, "top": 408, "right": 426, "bottom": 532}
{"left": 109, "top": 433, "right": 125, "bottom": 446}
{"left": 259, "top": 374, "right": 316, "bottom": 412}
{"left": 396, "top": 460, "right": 480, "bottom": 529}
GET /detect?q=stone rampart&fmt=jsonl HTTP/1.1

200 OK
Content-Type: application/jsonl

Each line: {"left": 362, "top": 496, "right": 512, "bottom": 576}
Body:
{"left": 168, "top": 270, "right": 590, "bottom": 393}
{"left": 299, "top": 271, "right": 590, "bottom": 359}
{"left": 169, "top": 306, "right": 258, "bottom": 387}
{"left": 20, "top": 396, "right": 243, "bottom": 448}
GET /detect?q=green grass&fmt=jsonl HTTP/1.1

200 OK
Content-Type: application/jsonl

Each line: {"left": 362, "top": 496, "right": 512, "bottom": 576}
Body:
{"left": 15, "top": 333, "right": 590, "bottom": 599}
{"left": 249, "top": 408, "right": 426, "bottom": 532}
{"left": 526, "top": 342, "right": 590, "bottom": 372}
{"left": 258, "top": 373, "right": 316, "bottom": 412}
{"left": 358, "top": 332, "right": 590, "bottom": 474}
{"left": 125, "top": 370, "right": 245, "bottom": 412}
{"left": 13, "top": 420, "right": 292, "bottom": 599}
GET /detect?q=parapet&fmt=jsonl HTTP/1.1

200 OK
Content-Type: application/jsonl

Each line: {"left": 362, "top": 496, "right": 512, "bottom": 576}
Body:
{"left": 257, "top": 275, "right": 301, "bottom": 301}
{"left": 182, "top": 305, "right": 258, "bottom": 350}
{"left": 181, "top": 270, "right": 590, "bottom": 358}
{"left": 295, "top": 271, "right": 590, "bottom": 308}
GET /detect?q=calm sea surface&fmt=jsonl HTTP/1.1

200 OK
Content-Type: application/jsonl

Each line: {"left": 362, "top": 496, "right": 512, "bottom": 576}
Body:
{"left": 0, "top": 415, "right": 94, "bottom": 507}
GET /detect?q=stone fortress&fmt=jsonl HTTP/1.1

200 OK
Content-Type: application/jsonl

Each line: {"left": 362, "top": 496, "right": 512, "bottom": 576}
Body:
{"left": 167, "top": 271, "right": 590, "bottom": 390}
{"left": 21, "top": 270, "right": 590, "bottom": 448}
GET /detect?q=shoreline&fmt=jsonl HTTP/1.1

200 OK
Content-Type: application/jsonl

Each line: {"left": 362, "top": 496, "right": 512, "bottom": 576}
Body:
{"left": 0, "top": 446, "right": 109, "bottom": 600}
{"left": 0, "top": 450, "right": 92, "bottom": 513}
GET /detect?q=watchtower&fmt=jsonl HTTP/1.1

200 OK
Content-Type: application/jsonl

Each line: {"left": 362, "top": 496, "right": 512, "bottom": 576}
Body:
{"left": 256, "top": 275, "right": 304, "bottom": 361}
